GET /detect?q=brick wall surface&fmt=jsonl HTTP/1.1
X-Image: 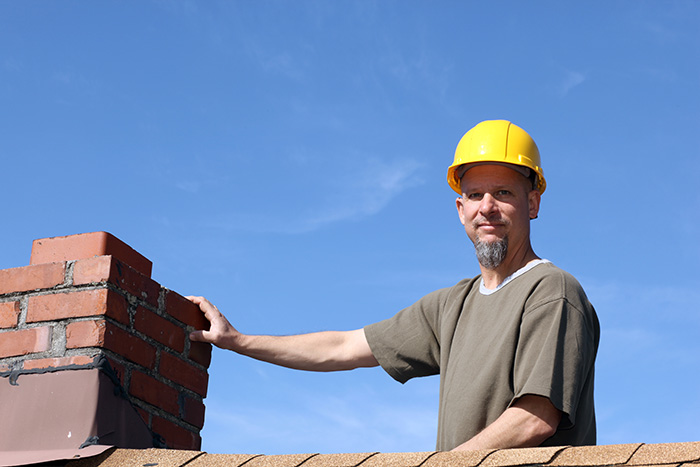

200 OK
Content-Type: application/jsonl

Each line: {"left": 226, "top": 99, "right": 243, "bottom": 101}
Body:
{"left": 0, "top": 232, "right": 212, "bottom": 451}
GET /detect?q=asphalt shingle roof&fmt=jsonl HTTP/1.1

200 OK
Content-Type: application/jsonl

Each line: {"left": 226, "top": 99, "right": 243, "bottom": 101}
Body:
{"left": 65, "top": 442, "right": 700, "bottom": 467}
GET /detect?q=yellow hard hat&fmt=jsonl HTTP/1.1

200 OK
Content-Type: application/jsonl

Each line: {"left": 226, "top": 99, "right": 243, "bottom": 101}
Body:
{"left": 447, "top": 120, "right": 546, "bottom": 194}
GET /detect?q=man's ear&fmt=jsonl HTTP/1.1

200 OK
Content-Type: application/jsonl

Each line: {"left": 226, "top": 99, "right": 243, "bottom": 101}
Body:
{"left": 456, "top": 196, "right": 467, "bottom": 225}
{"left": 528, "top": 190, "right": 541, "bottom": 220}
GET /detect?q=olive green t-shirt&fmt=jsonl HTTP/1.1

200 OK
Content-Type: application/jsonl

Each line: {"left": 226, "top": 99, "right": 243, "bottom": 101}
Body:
{"left": 364, "top": 262, "right": 599, "bottom": 451}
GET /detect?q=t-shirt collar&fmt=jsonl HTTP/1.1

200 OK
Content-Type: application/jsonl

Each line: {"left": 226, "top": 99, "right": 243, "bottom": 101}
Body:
{"left": 479, "top": 259, "right": 551, "bottom": 295}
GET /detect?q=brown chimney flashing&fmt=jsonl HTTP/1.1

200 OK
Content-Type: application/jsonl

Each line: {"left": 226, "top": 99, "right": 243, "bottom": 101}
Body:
{"left": 0, "top": 364, "right": 154, "bottom": 451}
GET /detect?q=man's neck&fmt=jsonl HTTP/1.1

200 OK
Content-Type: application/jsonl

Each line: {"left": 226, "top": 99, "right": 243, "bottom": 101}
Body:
{"left": 480, "top": 247, "right": 540, "bottom": 290}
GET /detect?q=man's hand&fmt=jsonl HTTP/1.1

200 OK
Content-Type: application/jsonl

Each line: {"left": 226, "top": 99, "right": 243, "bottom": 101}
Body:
{"left": 187, "top": 296, "right": 241, "bottom": 351}
{"left": 452, "top": 395, "right": 562, "bottom": 451}
{"left": 186, "top": 295, "right": 379, "bottom": 372}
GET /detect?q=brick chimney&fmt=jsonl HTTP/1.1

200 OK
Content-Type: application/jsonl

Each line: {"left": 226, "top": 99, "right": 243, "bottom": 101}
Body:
{"left": 0, "top": 232, "right": 211, "bottom": 455}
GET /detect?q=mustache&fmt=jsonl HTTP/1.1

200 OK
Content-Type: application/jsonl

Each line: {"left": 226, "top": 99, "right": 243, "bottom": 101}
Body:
{"left": 472, "top": 216, "right": 509, "bottom": 228}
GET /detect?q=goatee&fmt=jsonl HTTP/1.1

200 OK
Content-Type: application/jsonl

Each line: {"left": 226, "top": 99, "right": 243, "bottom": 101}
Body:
{"left": 474, "top": 236, "right": 508, "bottom": 269}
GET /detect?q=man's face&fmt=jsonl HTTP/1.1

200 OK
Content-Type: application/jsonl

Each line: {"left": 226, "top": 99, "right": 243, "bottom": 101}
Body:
{"left": 455, "top": 164, "right": 540, "bottom": 268}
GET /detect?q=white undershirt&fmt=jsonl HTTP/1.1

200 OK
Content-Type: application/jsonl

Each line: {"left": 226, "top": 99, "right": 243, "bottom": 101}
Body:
{"left": 479, "top": 259, "right": 551, "bottom": 295}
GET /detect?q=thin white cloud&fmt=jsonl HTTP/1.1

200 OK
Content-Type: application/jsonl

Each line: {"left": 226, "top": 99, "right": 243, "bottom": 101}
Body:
{"left": 557, "top": 70, "right": 586, "bottom": 98}
{"left": 243, "top": 38, "right": 307, "bottom": 82}
{"left": 586, "top": 280, "right": 700, "bottom": 323}
{"left": 641, "top": 67, "right": 678, "bottom": 83}
{"left": 3, "top": 58, "right": 21, "bottom": 72}
{"left": 636, "top": 19, "right": 679, "bottom": 44}
{"left": 260, "top": 52, "right": 305, "bottom": 81}
{"left": 587, "top": 280, "right": 700, "bottom": 363}
{"left": 52, "top": 71, "right": 75, "bottom": 85}
{"left": 378, "top": 35, "right": 454, "bottom": 105}
{"left": 175, "top": 180, "right": 201, "bottom": 193}
{"left": 300, "top": 158, "right": 425, "bottom": 230}
{"left": 213, "top": 156, "right": 425, "bottom": 235}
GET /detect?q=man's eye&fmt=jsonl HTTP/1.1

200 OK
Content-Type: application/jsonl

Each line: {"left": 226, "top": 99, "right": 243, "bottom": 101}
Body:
{"left": 496, "top": 190, "right": 511, "bottom": 197}
{"left": 467, "top": 193, "right": 483, "bottom": 200}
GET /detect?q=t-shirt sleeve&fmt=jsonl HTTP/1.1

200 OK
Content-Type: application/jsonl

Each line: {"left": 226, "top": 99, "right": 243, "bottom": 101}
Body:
{"left": 512, "top": 293, "right": 598, "bottom": 428}
{"left": 364, "top": 287, "right": 447, "bottom": 384}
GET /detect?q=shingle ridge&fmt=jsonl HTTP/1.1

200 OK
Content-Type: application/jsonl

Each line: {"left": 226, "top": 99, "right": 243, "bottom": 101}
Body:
{"left": 237, "top": 453, "right": 265, "bottom": 467}
{"left": 356, "top": 452, "right": 381, "bottom": 465}
{"left": 541, "top": 442, "right": 645, "bottom": 467}
{"left": 537, "top": 444, "right": 569, "bottom": 466}
{"left": 297, "top": 453, "right": 321, "bottom": 466}
{"left": 474, "top": 447, "right": 501, "bottom": 467}
{"left": 180, "top": 451, "right": 208, "bottom": 466}
{"left": 628, "top": 441, "right": 700, "bottom": 466}
{"left": 416, "top": 451, "right": 440, "bottom": 466}
{"left": 546, "top": 445, "right": 575, "bottom": 465}
{"left": 625, "top": 442, "right": 646, "bottom": 465}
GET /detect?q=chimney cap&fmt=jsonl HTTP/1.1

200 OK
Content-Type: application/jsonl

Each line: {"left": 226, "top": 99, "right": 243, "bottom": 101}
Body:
{"left": 30, "top": 231, "right": 153, "bottom": 277}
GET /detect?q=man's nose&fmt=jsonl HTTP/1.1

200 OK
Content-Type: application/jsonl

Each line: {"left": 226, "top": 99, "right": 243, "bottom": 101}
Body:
{"left": 478, "top": 193, "right": 497, "bottom": 215}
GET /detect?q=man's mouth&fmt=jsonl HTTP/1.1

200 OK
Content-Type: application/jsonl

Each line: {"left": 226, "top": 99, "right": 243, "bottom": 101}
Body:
{"left": 474, "top": 218, "right": 505, "bottom": 230}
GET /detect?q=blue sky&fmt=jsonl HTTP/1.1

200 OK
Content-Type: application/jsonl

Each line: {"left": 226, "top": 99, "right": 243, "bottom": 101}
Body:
{"left": 1, "top": 0, "right": 699, "bottom": 455}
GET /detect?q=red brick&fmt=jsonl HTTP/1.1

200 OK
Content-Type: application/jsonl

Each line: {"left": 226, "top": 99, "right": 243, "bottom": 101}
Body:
{"left": 105, "top": 324, "right": 157, "bottom": 369}
{"left": 0, "top": 327, "right": 52, "bottom": 358}
{"left": 188, "top": 341, "right": 212, "bottom": 368}
{"left": 117, "top": 266, "right": 161, "bottom": 308}
{"left": 30, "top": 231, "right": 152, "bottom": 277}
{"left": 182, "top": 395, "right": 206, "bottom": 429}
{"left": 73, "top": 256, "right": 160, "bottom": 307}
{"left": 129, "top": 370, "right": 180, "bottom": 416}
{"left": 66, "top": 319, "right": 107, "bottom": 348}
{"left": 0, "top": 301, "right": 20, "bottom": 329}
{"left": 159, "top": 352, "right": 209, "bottom": 397}
{"left": 71, "top": 256, "right": 112, "bottom": 284}
{"left": 0, "top": 263, "right": 65, "bottom": 295}
{"left": 105, "top": 357, "right": 127, "bottom": 387}
{"left": 165, "top": 291, "right": 210, "bottom": 330}
{"left": 27, "top": 289, "right": 129, "bottom": 325}
{"left": 151, "top": 415, "right": 201, "bottom": 450}
{"left": 133, "top": 306, "right": 185, "bottom": 353}
{"left": 66, "top": 320, "right": 157, "bottom": 369}
{"left": 23, "top": 354, "right": 96, "bottom": 371}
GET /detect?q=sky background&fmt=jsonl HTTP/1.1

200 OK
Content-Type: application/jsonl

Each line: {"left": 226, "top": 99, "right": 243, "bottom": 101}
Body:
{"left": 1, "top": 0, "right": 699, "bottom": 455}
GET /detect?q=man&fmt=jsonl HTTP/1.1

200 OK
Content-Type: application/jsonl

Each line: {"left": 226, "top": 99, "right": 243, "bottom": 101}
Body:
{"left": 188, "top": 120, "right": 600, "bottom": 451}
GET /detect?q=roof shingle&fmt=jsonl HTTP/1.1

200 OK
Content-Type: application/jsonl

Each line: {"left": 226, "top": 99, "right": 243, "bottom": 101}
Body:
{"left": 549, "top": 443, "right": 643, "bottom": 466}
{"left": 64, "top": 442, "right": 700, "bottom": 467}
{"left": 627, "top": 442, "right": 700, "bottom": 466}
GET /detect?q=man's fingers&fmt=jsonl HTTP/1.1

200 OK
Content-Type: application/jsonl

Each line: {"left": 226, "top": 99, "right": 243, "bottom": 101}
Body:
{"left": 185, "top": 295, "right": 236, "bottom": 349}
{"left": 189, "top": 329, "right": 209, "bottom": 342}
{"left": 186, "top": 295, "right": 221, "bottom": 322}
{"left": 186, "top": 295, "right": 212, "bottom": 308}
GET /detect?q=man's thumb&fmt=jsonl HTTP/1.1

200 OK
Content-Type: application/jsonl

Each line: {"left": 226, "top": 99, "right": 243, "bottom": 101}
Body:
{"left": 189, "top": 330, "right": 206, "bottom": 342}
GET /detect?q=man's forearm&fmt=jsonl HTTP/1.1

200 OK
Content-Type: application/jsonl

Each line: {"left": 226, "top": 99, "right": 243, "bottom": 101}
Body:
{"left": 452, "top": 395, "right": 561, "bottom": 451}
{"left": 187, "top": 295, "right": 378, "bottom": 372}
{"left": 234, "top": 329, "right": 379, "bottom": 372}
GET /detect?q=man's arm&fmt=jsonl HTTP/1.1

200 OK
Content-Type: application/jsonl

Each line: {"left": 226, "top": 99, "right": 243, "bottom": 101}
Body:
{"left": 452, "top": 395, "right": 562, "bottom": 451}
{"left": 187, "top": 296, "right": 379, "bottom": 372}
